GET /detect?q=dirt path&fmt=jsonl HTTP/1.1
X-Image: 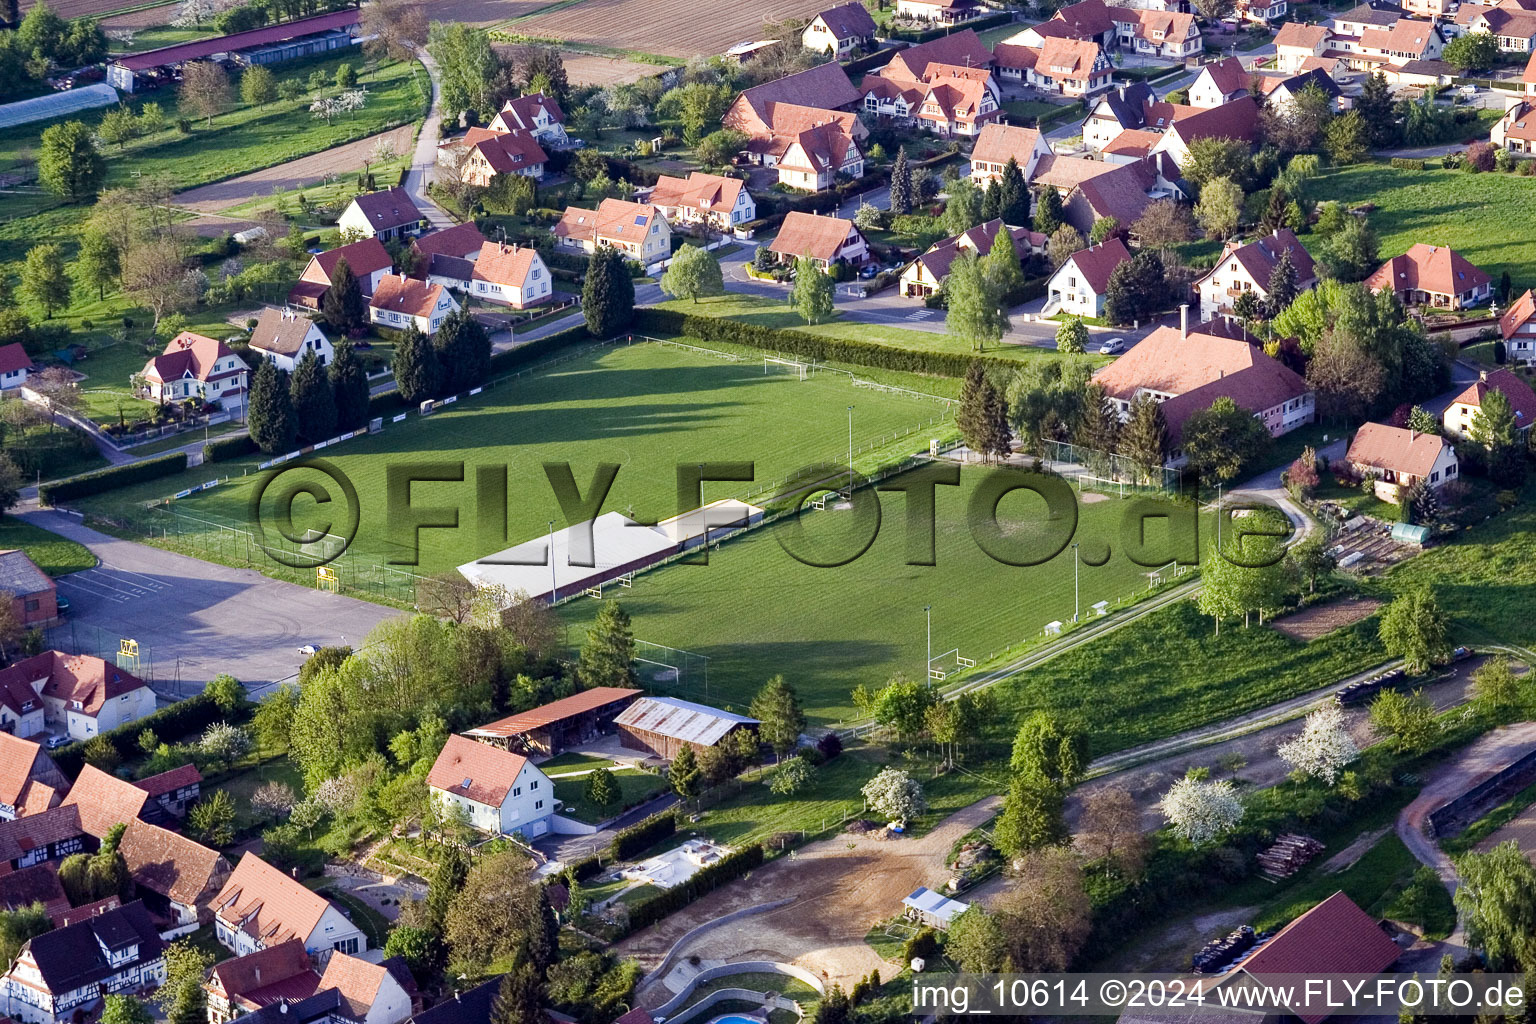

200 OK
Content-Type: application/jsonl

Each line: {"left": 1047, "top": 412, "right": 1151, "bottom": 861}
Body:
{"left": 619, "top": 795, "right": 1002, "bottom": 999}
{"left": 173, "top": 126, "right": 415, "bottom": 213}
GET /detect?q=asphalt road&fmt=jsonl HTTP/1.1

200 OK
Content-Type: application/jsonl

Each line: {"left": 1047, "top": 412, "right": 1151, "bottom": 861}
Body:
{"left": 23, "top": 507, "right": 395, "bottom": 697}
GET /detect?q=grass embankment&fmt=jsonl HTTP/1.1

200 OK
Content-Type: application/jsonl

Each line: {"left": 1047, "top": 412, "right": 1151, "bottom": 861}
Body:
{"left": 0, "top": 519, "right": 95, "bottom": 576}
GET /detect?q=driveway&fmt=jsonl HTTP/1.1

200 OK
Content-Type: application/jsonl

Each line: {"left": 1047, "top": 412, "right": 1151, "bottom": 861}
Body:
{"left": 23, "top": 507, "right": 395, "bottom": 697}
{"left": 402, "top": 48, "right": 455, "bottom": 231}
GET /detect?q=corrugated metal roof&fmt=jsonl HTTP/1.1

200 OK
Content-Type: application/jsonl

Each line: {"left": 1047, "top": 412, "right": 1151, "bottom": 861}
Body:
{"left": 113, "top": 10, "right": 358, "bottom": 71}
{"left": 614, "top": 697, "right": 757, "bottom": 747}
{"left": 465, "top": 687, "right": 641, "bottom": 739}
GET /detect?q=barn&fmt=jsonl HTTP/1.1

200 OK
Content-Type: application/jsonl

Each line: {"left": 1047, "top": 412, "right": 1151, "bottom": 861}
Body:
{"left": 614, "top": 696, "right": 759, "bottom": 760}
{"left": 463, "top": 687, "right": 641, "bottom": 757}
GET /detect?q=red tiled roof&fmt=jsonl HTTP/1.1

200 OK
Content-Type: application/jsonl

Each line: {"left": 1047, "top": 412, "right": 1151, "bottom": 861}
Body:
{"left": 61, "top": 764, "right": 150, "bottom": 838}
{"left": 769, "top": 211, "right": 864, "bottom": 262}
{"left": 1365, "top": 243, "right": 1489, "bottom": 299}
{"left": 1052, "top": 0, "right": 1115, "bottom": 36}
{"left": 1034, "top": 36, "right": 1109, "bottom": 82}
{"left": 473, "top": 242, "right": 541, "bottom": 289}
{"left": 467, "top": 687, "right": 641, "bottom": 739}
{"left": 1502, "top": 288, "right": 1536, "bottom": 339}
{"left": 213, "top": 853, "right": 334, "bottom": 948}
{"left": 915, "top": 219, "right": 1039, "bottom": 282}
{"left": 347, "top": 186, "right": 422, "bottom": 234}
{"left": 413, "top": 222, "right": 488, "bottom": 261}
{"left": 882, "top": 28, "right": 992, "bottom": 81}
{"left": 1074, "top": 160, "right": 1154, "bottom": 225}
{"left": 119, "top": 818, "right": 228, "bottom": 907}
{"left": 729, "top": 63, "right": 861, "bottom": 127}
{"left": 648, "top": 172, "right": 747, "bottom": 217}
{"left": 493, "top": 92, "right": 566, "bottom": 132}
{"left": 463, "top": 126, "right": 548, "bottom": 174}
{"left": 0, "top": 806, "right": 84, "bottom": 863}
{"left": 1103, "top": 129, "right": 1160, "bottom": 156}
{"left": 142, "top": 332, "right": 244, "bottom": 386}
{"left": 1450, "top": 368, "right": 1536, "bottom": 426}
{"left": 208, "top": 941, "right": 319, "bottom": 1010}
{"left": 0, "top": 734, "right": 48, "bottom": 810}
{"left": 1525, "top": 50, "right": 1536, "bottom": 83}
{"left": 132, "top": 763, "right": 202, "bottom": 799}
{"left": 1276, "top": 22, "right": 1331, "bottom": 48}
{"left": 1347, "top": 422, "right": 1454, "bottom": 479}
{"left": 1168, "top": 94, "right": 1260, "bottom": 147}
{"left": 1235, "top": 891, "right": 1400, "bottom": 1023}
{"left": 113, "top": 10, "right": 357, "bottom": 71}
{"left": 1199, "top": 56, "right": 1251, "bottom": 96}
{"left": 555, "top": 199, "right": 665, "bottom": 247}
{"left": 428, "top": 734, "right": 530, "bottom": 807}
{"left": 972, "top": 123, "right": 1044, "bottom": 167}
{"left": 369, "top": 275, "right": 448, "bottom": 319}
{"left": 1207, "top": 228, "right": 1317, "bottom": 293}
{"left": 991, "top": 41, "right": 1040, "bottom": 71}
{"left": 1093, "top": 325, "right": 1280, "bottom": 400}
{"left": 312, "top": 238, "right": 392, "bottom": 281}
{"left": 0, "top": 343, "right": 30, "bottom": 376}
{"left": 0, "top": 652, "right": 148, "bottom": 726}
{"left": 0, "top": 863, "right": 68, "bottom": 914}
{"left": 1160, "top": 361, "right": 1310, "bottom": 444}
{"left": 320, "top": 952, "right": 394, "bottom": 1017}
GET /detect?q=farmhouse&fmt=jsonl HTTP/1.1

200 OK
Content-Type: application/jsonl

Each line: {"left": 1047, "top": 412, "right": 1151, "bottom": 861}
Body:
{"left": 969, "top": 122, "right": 1052, "bottom": 184}
{"left": 901, "top": 219, "right": 1043, "bottom": 299}
{"left": 802, "top": 3, "right": 878, "bottom": 55}
{"left": 443, "top": 127, "right": 547, "bottom": 186}
{"left": 138, "top": 333, "right": 249, "bottom": 411}
{"left": 1188, "top": 57, "right": 1252, "bottom": 108}
{"left": 106, "top": 10, "right": 359, "bottom": 92}
{"left": 1024, "top": 37, "right": 1114, "bottom": 97}
{"left": 131, "top": 763, "right": 202, "bottom": 818}
{"left": 427, "top": 735, "right": 556, "bottom": 838}
{"left": 554, "top": 199, "right": 672, "bottom": 263}
{"left": 1364, "top": 243, "right": 1491, "bottom": 309}
{"left": 1502, "top": 289, "right": 1536, "bottom": 362}
{"left": 469, "top": 243, "right": 552, "bottom": 309}
{"left": 0, "top": 900, "right": 166, "bottom": 1024}
{"left": 0, "top": 342, "right": 31, "bottom": 389}
{"left": 722, "top": 63, "right": 862, "bottom": 138}
{"left": 0, "top": 865, "right": 68, "bottom": 919}
{"left": 212, "top": 852, "right": 366, "bottom": 956}
{"left": 62, "top": 765, "right": 151, "bottom": 838}
{"left": 368, "top": 275, "right": 459, "bottom": 336}
{"left": 248, "top": 307, "right": 333, "bottom": 372}
{"left": 645, "top": 172, "right": 756, "bottom": 230}
{"left": 118, "top": 818, "right": 231, "bottom": 938}
{"left": 0, "top": 733, "right": 68, "bottom": 821}
{"left": 0, "top": 652, "right": 156, "bottom": 745}
{"left": 287, "top": 238, "right": 393, "bottom": 310}
{"left": 205, "top": 941, "right": 321, "bottom": 1023}
{"left": 895, "top": 0, "right": 984, "bottom": 24}
{"left": 316, "top": 952, "right": 420, "bottom": 1024}
{"left": 615, "top": 696, "right": 760, "bottom": 760}
{"left": 1346, "top": 422, "right": 1459, "bottom": 502}
{"left": 1441, "top": 368, "right": 1536, "bottom": 440}
{"left": 0, "top": 550, "right": 57, "bottom": 630}
{"left": 768, "top": 211, "right": 869, "bottom": 269}
{"left": 337, "top": 187, "right": 422, "bottom": 243}
{"left": 1091, "top": 317, "right": 1315, "bottom": 439}
{"left": 1046, "top": 238, "right": 1133, "bottom": 318}
{"left": 1194, "top": 228, "right": 1316, "bottom": 321}
{"left": 0, "top": 807, "right": 85, "bottom": 871}
{"left": 464, "top": 687, "right": 642, "bottom": 756}
{"left": 487, "top": 92, "right": 568, "bottom": 146}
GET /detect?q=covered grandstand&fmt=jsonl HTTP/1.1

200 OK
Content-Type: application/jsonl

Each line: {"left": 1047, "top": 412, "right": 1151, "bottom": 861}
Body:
{"left": 106, "top": 10, "right": 361, "bottom": 93}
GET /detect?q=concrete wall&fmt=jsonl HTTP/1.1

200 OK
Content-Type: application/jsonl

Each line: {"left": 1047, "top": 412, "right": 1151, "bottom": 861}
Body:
{"left": 653, "top": 961, "right": 827, "bottom": 1021}
{"left": 1427, "top": 746, "right": 1536, "bottom": 837}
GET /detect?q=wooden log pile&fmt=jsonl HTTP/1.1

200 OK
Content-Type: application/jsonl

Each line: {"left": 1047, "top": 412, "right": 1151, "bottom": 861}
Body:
{"left": 1257, "top": 833, "right": 1323, "bottom": 879}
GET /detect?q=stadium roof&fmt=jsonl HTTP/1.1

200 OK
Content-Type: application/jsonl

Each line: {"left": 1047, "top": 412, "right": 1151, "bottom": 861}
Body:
{"left": 113, "top": 10, "right": 359, "bottom": 71}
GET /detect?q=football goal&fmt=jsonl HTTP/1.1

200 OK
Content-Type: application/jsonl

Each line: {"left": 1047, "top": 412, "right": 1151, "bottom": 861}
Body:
{"left": 764, "top": 355, "right": 810, "bottom": 380}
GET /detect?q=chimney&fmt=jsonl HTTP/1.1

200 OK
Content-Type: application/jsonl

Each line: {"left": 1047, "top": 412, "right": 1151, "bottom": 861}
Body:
{"left": 280, "top": 1003, "right": 289, "bottom": 1016}
{"left": 1480, "top": 369, "right": 1489, "bottom": 382}
{"left": 1180, "top": 303, "right": 1189, "bottom": 339}
{"left": 255, "top": 968, "right": 262, "bottom": 985}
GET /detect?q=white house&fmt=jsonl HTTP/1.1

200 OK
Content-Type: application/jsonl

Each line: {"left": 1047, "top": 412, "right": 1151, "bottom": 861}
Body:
{"left": 553, "top": 199, "right": 673, "bottom": 263}
{"left": 1194, "top": 229, "right": 1316, "bottom": 321}
{"left": 969, "top": 122, "right": 1052, "bottom": 185}
{"left": 247, "top": 307, "right": 333, "bottom": 372}
{"left": 802, "top": 3, "right": 878, "bottom": 56}
{"left": 1502, "top": 288, "right": 1536, "bottom": 363}
{"left": 0, "top": 651, "right": 157, "bottom": 744}
{"left": 0, "top": 343, "right": 30, "bottom": 390}
{"left": 767, "top": 210, "right": 870, "bottom": 269}
{"left": 1046, "top": 238, "right": 1133, "bottom": 318}
{"left": 212, "top": 852, "right": 366, "bottom": 957}
{"left": 138, "top": 333, "right": 249, "bottom": 412}
{"left": 317, "top": 953, "right": 416, "bottom": 1024}
{"left": 1188, "top": 57, "right": 1252, "bottom": 109}
{"left": 337, "top": 187, "right": 422, "bottom": 242}
{"left": 646, "top": 172, "right": 757, "bottom": 231}
{"left": 470, "top": 242, "right": 552, "bottom": 309}
{"left": 1346, "top": 422, "right": 1460, "bottom": 502}
{"left": 0, "top": 901, "right": 166, "bottom": 1024}
{"left": 487, "top": 92, "right": 569, "bottom": 146}
{"left": 1441, "top": 368, "right": 1536, "bottom": 440}
{"left": 368, "top": 275, "right": 459, "bottom": 335}
{"left": 427, "top": 735, "right": 557, "bottom": 839}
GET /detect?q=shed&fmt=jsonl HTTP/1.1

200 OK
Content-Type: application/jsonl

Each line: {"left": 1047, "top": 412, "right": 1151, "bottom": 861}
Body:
{"left": 1390, "top": 522, "right": 1430, "bottom": 546}
{"left": 464, "top": 687, "right": 641, "bottom": 757}
{"left": 902, "top": 886, "right": 969, "bottom": 929}
{"left": 614, "top": 696, "right": 759, "bottom": 760}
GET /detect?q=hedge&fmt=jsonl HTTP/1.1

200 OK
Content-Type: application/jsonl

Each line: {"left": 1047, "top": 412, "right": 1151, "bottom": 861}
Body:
{"left": 884, "top": 10, "right": 1015, "bottom": 41}
{"left": 1389, "top": 157, "right": 1426, "bottom": 170}
{"left": 486, "top": 324, "right": 591, "bottom": 378}
{"left": 632, "top": 308, "right": 1019, "bottom": 377}
{"left": 625, "top": 843, "right": 765, "bottom": 933}
{"left": 610, "top": 809, "right": 676, "bottom": 860}
{"left": 203, "top": 434, "right": 258, "bottom": 463}
{"left": 52, "top": 691, "right": 223, "bottom": 776}
{"left": 566, "top": 853, "right": 604, "bottom": 882}
{"left": 40, "top": 452, "right": 189, "bottom": 505}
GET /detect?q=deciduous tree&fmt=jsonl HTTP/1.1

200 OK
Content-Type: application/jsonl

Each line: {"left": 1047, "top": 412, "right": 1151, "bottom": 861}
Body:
{"left": 1076, "top": 786, "right": 1149, "bottom": 877}
{"left": 995, "top": 847, "right": 1091, "bottom": 971}
{"left": 1369, "top": 687, "right": 1441, "bottom": 753}
{"left": 1055, "top": 316, "right": 1088, "bottom": 355}
{"left": 861, "top": 766, "right": 925, "bottom": 821}
{"left": 1379, "top": 589, "right": 1450, "bottom": 674}
{"left": 791, "top": 255, "right": 834, "bottom": 326}
{"left": 946, "top": 250, "right": 1007, "bottom": 352}
{"left": 1194, "top": 175, "right": 1243, "bottom": 240}
{"left": 179, "top": 61, "right": 231, "bottom": 127}
{"left": 1181, "top": 395, "right": 1271, "bottom": 485}
{"left": 38, "top": 120, "right": 104, "bottom": 202}
{"left": 20, "top": 244, "right": 68, "bottom": 319}
{"left": 240, "top": 64, "right": 275, "bottom": 108}
{"left": 1454, "top": 841, "right": 1536, "bottom": 969}
{"left": 660, "top": 244, "right": 724, "bottom": 303}
{"left": 1277, "top": 704, "right": 1359, "bottom": 785}
{"left": 1158, "top": 774, "right": 1243, "bottom": 845}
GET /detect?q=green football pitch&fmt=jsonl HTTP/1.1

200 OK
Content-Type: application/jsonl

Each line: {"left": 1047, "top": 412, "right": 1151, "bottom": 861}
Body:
{"left": 79, "top": 340, "right": 954, "bottom": 576}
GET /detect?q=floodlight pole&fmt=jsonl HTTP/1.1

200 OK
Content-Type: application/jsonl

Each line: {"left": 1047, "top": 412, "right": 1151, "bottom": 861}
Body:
{"left": 925, "top": 604, "right": 932, "bottom": 688}
{"left": 548, "top": 520, "right": 556, "bottom": 603}
{"left": 848, "top": 405, "right": 854, "bottom": 495}
{"left": 1073, "top": 542, "right": 1080, "bottom": 623}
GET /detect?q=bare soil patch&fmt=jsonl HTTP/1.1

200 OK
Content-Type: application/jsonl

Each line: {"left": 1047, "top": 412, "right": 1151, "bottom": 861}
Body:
{"left": 1476, "top": 799, "right": 1536, "bottom": 854}
{"left": 100, "top": 3, "right": 178, "bottom": 28}
{"left": 173, "top": 126, "right": 414, "bottom": 213}
{"left": 618, "top": 795, "right": 1001, "bottom": 996}
{"left": 507, "top": 0, "right": 832, "bottom": 58}
{"left": 496, "top": 45, "right": 662, "bottom": 86}
{"left": 1271, "top": 596, "right": 1384, "bottom": 642}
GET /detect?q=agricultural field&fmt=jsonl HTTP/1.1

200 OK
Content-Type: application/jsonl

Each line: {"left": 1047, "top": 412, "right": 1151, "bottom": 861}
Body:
{"left": 1304, "top": 161, "right": 1536, "bottom": 284}
{"left": 501, "top": 0, "right": 833, "bottom": 59}
{"left": 560, "top": 470, "right": 1215, "bottom": 726}
{"left": 69, "top": 338, "right": 953, "bottom": 573}
{"left": 494, "top": 44, "right": 669, "bottom": 86}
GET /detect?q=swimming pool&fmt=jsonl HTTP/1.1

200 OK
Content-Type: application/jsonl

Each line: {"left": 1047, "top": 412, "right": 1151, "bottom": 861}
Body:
{"left": 710, "top": 1015, "right": 763, "bottom": 1024}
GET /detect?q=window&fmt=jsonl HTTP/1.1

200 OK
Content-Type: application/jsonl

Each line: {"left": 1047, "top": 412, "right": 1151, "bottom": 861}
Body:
{"left": 24, "top": 599, "right": 38, "bottom": 612}
{"left": 531, "top": 779, "right": 539, "bottom": 790}
{"left": 536, "top": 799, "right": 544, "bottom": 810}
{"left": 514, "top": 786, "right": 521, "bottom": 797}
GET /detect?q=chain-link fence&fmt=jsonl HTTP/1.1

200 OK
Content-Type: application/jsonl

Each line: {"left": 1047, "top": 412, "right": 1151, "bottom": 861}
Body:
{"left": 1040, "top": 438, "right": 1185, "bottom": 496}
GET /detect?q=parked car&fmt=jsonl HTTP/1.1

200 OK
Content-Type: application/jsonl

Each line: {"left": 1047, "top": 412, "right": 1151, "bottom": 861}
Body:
{"left": 46, "top": 734, "right": 69, "bottom": 750}
{"left": 1098, "top": 337, "right": 1126, "bottom": 355}
{"left": 859, "top": 265, "right": 877, "bottom": 279}
{"left": 297, "top": 643, "right": 320, "bottom": 656}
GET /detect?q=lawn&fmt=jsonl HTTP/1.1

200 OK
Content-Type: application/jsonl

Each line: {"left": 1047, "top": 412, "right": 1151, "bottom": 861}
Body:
{"left": 1440, "top": 777, "right": 1536, "bottom": 855}
{"left": 1310, "top": 479, "right": 1399, "bottom": 522}
{"left": 560, "top": 462, "right": 1210, "bottom": 726}
{"left": 539, "top": 751, "right": 623, "bottom": 774}
{"left": 988, "top": 598, "right": 1385, "bottom": 757}
{"left": 677, "top": 972, "right": 821, "bottom": 1009}
{"left": 552, "top": 767, "right": 667, "bottom": 823}
{"left": 0, "top": 518, "right": 95, "bottom": 576}
{"left": 1304, "top": 162, "right": 1536, "bottom": 285}
{"left": 213, "top": 756, "right": 306, "bottom": 833}
{"left": 1251, "top": 832, "right": 1452, "bottom": 940}
{"left": 657, "top": 294, "right": 1110, "bottom": 368}
{"left": 69, "top": 339, "right": 953, "bottom": 579}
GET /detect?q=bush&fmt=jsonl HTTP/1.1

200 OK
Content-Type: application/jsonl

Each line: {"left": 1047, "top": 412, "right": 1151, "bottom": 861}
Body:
{"left": 39, "top": 453, "right": 189, "bottom": 505}
{"left": 52, "top": 692, "right": 224, "bottom": 777}
{"left": 1389, "top": 157, "right": 1426, "bottom": 171}
{"left": 203, "top": 434, "right": 259, "bottom": 463}
{"left": 610, "top": 810, "right": 676, "bottom": 860}
{"left": 902, "top": 926, "right": 939, "bottom": 962}
{"left": 624, "top": 843, "right": 764, "bottom": 932}
{"left": 817, "top": 732, "right": 843, "bottom": 760}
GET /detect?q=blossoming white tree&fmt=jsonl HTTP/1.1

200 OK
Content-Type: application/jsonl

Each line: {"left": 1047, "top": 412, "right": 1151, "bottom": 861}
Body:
{"left": 862, "top": 767, "right": 927, "bottom": 822}
{"left": 1159, "top": 775, "right": 1244, "bottom": 845}
{"left": 1277, "top": 704, "right": 1359, "bottom": 785}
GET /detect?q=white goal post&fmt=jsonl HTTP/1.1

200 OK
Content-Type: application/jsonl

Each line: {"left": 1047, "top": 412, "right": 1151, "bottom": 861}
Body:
{"left": 764, "top": 356, "right": 809, "bottom": 380}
